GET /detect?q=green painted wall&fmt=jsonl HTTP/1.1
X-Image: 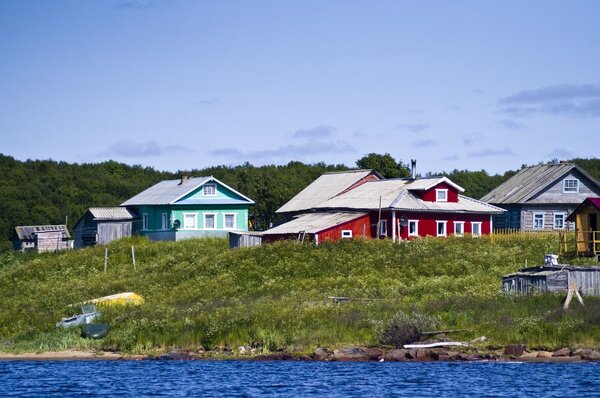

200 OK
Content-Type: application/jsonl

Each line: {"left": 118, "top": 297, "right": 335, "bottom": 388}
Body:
{"left": 181, "top": 181, "right": 243, "bottom": 201}
{"left": 136, "top": 204, "right": 249, "bottom": 232}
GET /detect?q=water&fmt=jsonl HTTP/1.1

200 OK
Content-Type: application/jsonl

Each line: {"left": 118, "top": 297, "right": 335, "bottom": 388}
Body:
{"left": 0, "top": 360, "right": 599, "bottom": 397}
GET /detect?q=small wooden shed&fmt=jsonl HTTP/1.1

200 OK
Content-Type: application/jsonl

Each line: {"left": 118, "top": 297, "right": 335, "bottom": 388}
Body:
{"left": 74, "top": 207, "right": 136, "bottom": 248}
{"left": 13, "top": 225, "right": 72, "bottom": 253}
{"left": 228, "top": 231, "right": 263, "bottom": 249}
{"left": 566, "top": 197, "right": 600, "bottom": 256}
{"left": 502, "top": 265, "right": 600, "bottom": 296}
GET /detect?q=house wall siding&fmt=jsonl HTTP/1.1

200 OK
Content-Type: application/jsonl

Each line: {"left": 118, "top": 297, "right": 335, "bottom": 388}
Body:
{"left": 136, "top": 205, "right": 248, "bottom": 233}
{"left": 318, "top": 214, "right": 373, "bottom": 241}
{"left": 520, "top": 205, "right": 575, "bottom": 231}
{"left": 420, "top": 182, "right": 459, "bottom": 203}
{"left": 528, "top": 170, "right": 600, "bottom": 204}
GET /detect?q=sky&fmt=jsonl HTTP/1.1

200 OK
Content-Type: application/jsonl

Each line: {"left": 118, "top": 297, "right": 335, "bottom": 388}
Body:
{"left": 1, "top": 0, "right": 599, "bottom": 175}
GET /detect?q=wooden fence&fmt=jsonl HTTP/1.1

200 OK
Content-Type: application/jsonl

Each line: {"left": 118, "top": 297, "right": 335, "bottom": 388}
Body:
{"left": 559, "top": 230, "right": 600, "bottom": 257}
{"left": 492, "top": 229, "right": 560, "bottom": 242}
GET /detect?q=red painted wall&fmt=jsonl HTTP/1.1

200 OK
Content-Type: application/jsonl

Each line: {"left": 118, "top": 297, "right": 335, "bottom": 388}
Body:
{"left": 317, "top": 213, "right": 373, "bottom": 242}
{"left": 395, "top": 211, "right": 491, "bottom": 239}
{"left": 419, "top": 182, "right": 459, "bottom": 203}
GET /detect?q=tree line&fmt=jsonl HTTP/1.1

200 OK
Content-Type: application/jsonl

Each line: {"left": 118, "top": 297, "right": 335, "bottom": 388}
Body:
{"left": 1, "top": 153, "right": 599, "bottom": 251}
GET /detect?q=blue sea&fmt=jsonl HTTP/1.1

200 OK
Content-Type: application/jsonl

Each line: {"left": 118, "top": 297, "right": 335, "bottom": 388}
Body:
{"left": 0, "top": 360, "right": 599, "bottom": 397}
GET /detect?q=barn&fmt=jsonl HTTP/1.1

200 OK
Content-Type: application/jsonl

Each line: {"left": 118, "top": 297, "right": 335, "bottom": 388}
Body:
{"left": 73, "top": 207, "right": 137, "bottom": 248}
{"left": 13, "top": 225, "right": 72, "bottom": 253}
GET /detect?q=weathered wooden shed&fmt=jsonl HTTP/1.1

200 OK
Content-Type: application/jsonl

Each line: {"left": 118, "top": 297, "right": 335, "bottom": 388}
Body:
{"left": 228, "top": 231, "right": 263, "bottom": 249}
{"left": 502, "top": 265, "right": 600, "bottom": 296}
{"left": 74, "top": 207, "right": 137, "bottom": 248}
{"left": 13, "top": 225, "right": 72, "bottom": 253}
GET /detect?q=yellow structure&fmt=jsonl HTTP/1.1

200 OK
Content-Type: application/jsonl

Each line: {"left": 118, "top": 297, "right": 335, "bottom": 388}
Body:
{"left": 566, "top": 198, "right": 600, "bottom": 256}
{"left": 82, "top": 292, "right": 144, "bottom": 307}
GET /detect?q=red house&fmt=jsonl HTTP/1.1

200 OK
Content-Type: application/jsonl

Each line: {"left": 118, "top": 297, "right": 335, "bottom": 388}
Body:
{"left": 264, "top": 171, "right": 504, "bottom": 244}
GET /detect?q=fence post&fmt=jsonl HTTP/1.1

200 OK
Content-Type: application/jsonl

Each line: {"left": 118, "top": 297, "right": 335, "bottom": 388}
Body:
{"left": 131, "top": 245, "right": 136, "bottom": 270}
{"left": 104, "top": 248, "right": 108, "bottom": 273}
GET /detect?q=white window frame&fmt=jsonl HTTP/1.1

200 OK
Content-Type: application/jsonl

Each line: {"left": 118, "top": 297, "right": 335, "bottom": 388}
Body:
{"left": 408, "top": 220, "right": 419, "bottom": 237}
{"left": 161, "top": 213, "right": 168, "bottom": 230}
{"left": 533, "top": 212, "right": 545, "bottom": 230}
{"left": 553, "top": 213, "right": 566, "bottom": 230}
{"left": 203, "top": 183, "right": 217, "bottom": 196}
{"left": 454, "top": 221, "right": 465, "bottom": 237}
{"left": 471, "top": 222, "right": 482, "bottom": 237}
{"left": 142, "top": 213, "right": 149, "bottom": 230}
{"left": 436, "top": 221, "right": 447, "bottom": 237}
{"left": 183, "top": 213, "right": 197, "bottom": 229}
{"left": 203, "top": 213, "right": 217, "bottom": 229}
{"left": 223, "top": 213, "right": 236, "bottom": 230}
{"left": 436, "top": 189, "right": 448, "bottom": 202}
{"left": 380, "top": 219, "right": 388, "bottom": 237}
{"left": 341, "top": 230, "right": 353, "bottom": 238}
{"left": 563, "top": 179, "right": 579, "bottom": 193}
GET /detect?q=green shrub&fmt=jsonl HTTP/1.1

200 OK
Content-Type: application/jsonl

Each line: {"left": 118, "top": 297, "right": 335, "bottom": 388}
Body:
{"left": 378, "top": 310, "right": 440, "bottom": 347}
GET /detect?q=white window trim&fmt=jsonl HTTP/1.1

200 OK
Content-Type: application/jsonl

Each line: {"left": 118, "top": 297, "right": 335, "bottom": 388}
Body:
{"left": 183, "top": 213, "right": 197, "bottom": 229}
{"left": 563, "top": 179, "right": 579, "bottom": 193}
{"left": 454, "top": 221, "right": 465, "bottom": 237}
{"left": 203, "top": 183, "right": 217, "bottom": 196}
{"left": 471, "top": 222, "right": 482, "bottom": 238}
{"left": 142, "top": 213, "right": 149, "bottom": 231}
{"left": 436, "top": 189, "right": 448, "bottom": 202}
{"left": 161, "top": 213, "right": 168, "bottom": 230}
{"left": 203, "top": 213, "right": 217, "bottom": 229}
{"left": 408, "top": 220, "right": 419, "bottom": 237}
{"left": 223, "top": 213, "right": 236, "bottom": 230}
{"left": 341, "top": 230, "right": 353, "bottom": 238}
{"left": 553, "top": 212, "right": 566, "bottom": 230}
{"left": 436, "top": 220, "right": 447, "bottom": 237}
{"left": 533, "top": 212, "right": 545, "bottom": 230}
{"left": 380, "top": 219, "right": 388, "bottom": 237}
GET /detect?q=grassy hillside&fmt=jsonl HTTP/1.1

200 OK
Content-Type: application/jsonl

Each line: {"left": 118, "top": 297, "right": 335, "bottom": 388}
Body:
{"left": 1, "top": 236, "right": 599, "bottom": 354}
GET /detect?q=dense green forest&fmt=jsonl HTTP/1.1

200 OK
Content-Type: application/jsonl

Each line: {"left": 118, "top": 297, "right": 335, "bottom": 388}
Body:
{"left": 1, "top": 153, "right": 599, "bottom": 251}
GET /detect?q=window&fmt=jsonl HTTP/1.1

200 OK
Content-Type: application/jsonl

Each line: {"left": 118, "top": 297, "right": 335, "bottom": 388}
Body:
{"left": 563, "top": 179, "right": 579, "bottom": 193}
{"left": 341, "top": 230, "right": 352, "bottom": 238}
{"left": 161, "top": 213, "right": 168, "bottom": 230}
{"left": 436, "top": 221, "right": 447, "bottom": 237}
{"left": 554, "top": 213, "right": 566, "bottom": 230}
{"left": 471, "top": 222, "right": 482, "bottom": 237}
{"left": 454, "top": 222, "right": 464, "bottom": 237}
{"left": 408, "top": 220, "right": 419, "bottom": 237}
{"left": 203, "top": 183, "right": 217, "bottom": 196}
{"left": 436, "top": 189, "right": 448, "bottom": 202}
{"left": 204, "top": 213, "right": 216, "bottom": 229}
{"left": 142, "top": 213, "right": 148, "bottom": 230}
{"left": 183, "top": 213, "right": 197, "bottom": 229}
{"left": 224, "top": 213, "right": 236, "bottom": 229}
{"left": 380, "top": 220, "right": 388, "bottom": 237}
{"left": 533, "top": 213, "right": 545, "bottom": 230}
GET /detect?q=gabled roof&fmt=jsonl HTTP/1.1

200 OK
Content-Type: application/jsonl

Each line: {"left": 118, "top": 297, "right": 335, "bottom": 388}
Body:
{"left": 312, "top": 177, "right": 503, "bottom": 214}
{"left": 276, "top": 169, "right": 382, "bottom": 214}
{"left": 481, "top": 163, "right": 600, "bottom": 204}
{"left": 121, "top": 176, "right": 254, "bottom": 206}
{"left": 263, "top": 212, "right": 368, "bottom": 235}
{"left": 88, "top": 207, "right": 136, "bottom": 220}
{"left": 567, "top": 197, "right": 600, "bottom": 222}
{"left": 15, "top": 225, "right": 70, "bottom": 240}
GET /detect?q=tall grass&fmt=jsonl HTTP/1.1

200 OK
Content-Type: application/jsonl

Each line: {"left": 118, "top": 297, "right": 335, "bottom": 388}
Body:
{"left": 1, "top": 235, "right": 598, "bottom": 354}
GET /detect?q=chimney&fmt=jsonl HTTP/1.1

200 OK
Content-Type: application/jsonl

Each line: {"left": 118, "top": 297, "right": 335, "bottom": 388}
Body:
{"left": 179, "top": 175, "right": 189, "bottom": 185}
{"left": 411, "top": 159, "right": 417, "bottom": 179}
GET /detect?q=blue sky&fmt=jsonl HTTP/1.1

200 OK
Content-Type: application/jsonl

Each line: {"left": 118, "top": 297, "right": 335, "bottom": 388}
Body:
{"left": 1, "top": 0, "right": 599, "bottom": 174}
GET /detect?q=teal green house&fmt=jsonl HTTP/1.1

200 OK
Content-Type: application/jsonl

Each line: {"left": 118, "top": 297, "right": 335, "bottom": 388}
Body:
{"left": 121, "top": 176, "right": 254, "bottom": 241}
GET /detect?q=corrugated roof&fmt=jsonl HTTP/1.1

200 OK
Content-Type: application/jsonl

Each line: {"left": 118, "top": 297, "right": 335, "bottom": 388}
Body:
{"left": 89, "top": 207, "right": 136, "bottom": 220}
{"left": 313, "top": 178, "right": 504, "bottom": 214}
{"left": 276, "top": 170, "right": 381, "bottom": 213}
{"left": 481, "top": 163, "right": 600, "bottom": 204}
{"left": 263, "top": 212, "right": 368, "bottom": 234}
{"left": 121, "top": 176, "right": 254, "bottom": 206}
{"left": 15, "top": 225, "right": 70, "bottom": 240}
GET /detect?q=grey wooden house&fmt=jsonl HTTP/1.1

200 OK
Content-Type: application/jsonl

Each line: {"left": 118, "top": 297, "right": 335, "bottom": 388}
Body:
{"left": 482, "top": 163, "right": 600, "bottom": 231}
{"left": 13, "top": 225, "right": 72, "bottom": 253}
{"left": 73, "top": 207, "right": 137, "bottom": 248}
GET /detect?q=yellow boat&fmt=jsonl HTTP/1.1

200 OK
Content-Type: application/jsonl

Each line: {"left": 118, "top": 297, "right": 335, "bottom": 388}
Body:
{"left": 82, "top": 292, "right": 144, "bottom": 306}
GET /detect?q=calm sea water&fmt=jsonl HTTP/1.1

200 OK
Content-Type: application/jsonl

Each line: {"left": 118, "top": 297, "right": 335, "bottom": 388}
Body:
{"left": 0, "top": 360, "right": 599, "bottom": 397}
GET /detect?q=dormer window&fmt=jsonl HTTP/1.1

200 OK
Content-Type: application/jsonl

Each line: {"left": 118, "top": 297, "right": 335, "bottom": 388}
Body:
{"left": 563, "top": 179, "right": 579, "bottom": 193}
{"left": 436, "top": 189, "right": 448, "bottom": 202}
{"left": 203, "top": 183, "right": 217, "bottom": 196}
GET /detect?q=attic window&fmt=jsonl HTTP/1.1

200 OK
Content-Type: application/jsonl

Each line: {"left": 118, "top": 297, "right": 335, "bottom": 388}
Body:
{"left": 203, "top": 183, "right": 217, "bottom": 196}
{"left": 436, "top": 189, "right": 448, "bottom": 202}
{"left": 563, "top": 179, "right": 579, "bottom": 193}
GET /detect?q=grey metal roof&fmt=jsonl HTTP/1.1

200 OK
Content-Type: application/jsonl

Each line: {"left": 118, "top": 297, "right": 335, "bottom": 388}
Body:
{"left": 481, "top": 163, "right": 600, "bottom": 204}
{"left": 121, "top": 176, "right": 254, "bottom": 206}
{"left": 313, "top": 178, "right": 504, "bottom": 214}
{"left": 263, "top": 212, "right": 368, "bottom": 235}
{"left": 15, "top": 225, "right": 70, "bottom": 240}
{"left": 276, "top": 170, "right": 381, "bottom": 214}
{"left": 89, "top": 207, "right": 136, "bottom": 220}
